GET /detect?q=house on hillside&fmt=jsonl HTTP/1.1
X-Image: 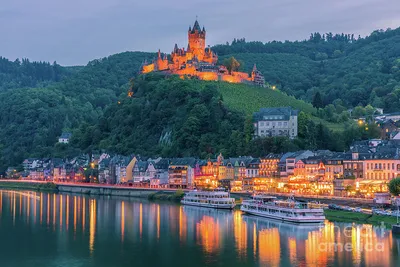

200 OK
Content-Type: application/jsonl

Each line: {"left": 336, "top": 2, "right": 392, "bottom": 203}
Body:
{"left": 253, "top": 107, "right": 298, "bottom": 139}
{"left": 58, "top": 133, "right": 72, "bottom": 144}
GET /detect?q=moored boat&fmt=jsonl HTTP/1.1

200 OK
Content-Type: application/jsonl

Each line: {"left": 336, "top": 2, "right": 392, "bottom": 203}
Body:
{"left": 240, "top": 195, "right": 325, "bottom": 223}
{"left": 181, "top": 189, "right": 236, "bottom": 209}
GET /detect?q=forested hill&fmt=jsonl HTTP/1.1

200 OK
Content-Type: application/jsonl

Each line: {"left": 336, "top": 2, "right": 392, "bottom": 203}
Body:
{"left": 0, "top": 52, "right": 153, "bottom": 171}
{"left": 214, "top": 27, "right": 400, "bottom": 111}
{"left": 0, "top": 57, "right": 72, "bottom": 90}
{"left": 0, "top": 27, "right": 398, "bottom": 171}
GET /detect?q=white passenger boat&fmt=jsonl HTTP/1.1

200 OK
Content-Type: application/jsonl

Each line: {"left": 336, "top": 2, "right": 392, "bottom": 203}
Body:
{"left": 241, "top": 195, "right": 325, "bottom": 223}
{"left": 181, "top": 189, "right": 236, "bottom": 209}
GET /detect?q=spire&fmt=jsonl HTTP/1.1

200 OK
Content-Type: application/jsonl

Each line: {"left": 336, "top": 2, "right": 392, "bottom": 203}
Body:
{"left": 189, "top": 26, "right": 192, "bottom": 32}
{"left": 202, "top": 26, "right": 205, "bottom": 32}
{"left": 174, "top": 43, "right": 178, "bottom": 52}
{"left": 192, "top": 19, "right": 201, "bottom": 32}
{"left": 252, "top": 64, "right": 257, "bottom": 72}
{"left": 157, "top": 49, "right": 161, "bottom": 59}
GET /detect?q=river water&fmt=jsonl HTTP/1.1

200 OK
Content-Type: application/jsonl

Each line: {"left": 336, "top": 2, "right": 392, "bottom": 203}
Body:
{"left": 0, "top": 191, "right": 399, "bottom": 267}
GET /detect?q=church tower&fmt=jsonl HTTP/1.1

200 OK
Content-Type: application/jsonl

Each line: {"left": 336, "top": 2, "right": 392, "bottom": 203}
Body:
{"left": 188, "top": 20, "right": 206, "bottom": 61}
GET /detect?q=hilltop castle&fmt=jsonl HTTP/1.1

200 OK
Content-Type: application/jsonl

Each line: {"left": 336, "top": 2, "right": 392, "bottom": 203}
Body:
{"left": 140, "top": 20, "right": 265, "bottom": 86}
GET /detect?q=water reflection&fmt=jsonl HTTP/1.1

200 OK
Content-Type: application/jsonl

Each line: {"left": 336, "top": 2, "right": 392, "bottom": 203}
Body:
{"left": 0, "top": 191, "right": 399, "bottom": 267}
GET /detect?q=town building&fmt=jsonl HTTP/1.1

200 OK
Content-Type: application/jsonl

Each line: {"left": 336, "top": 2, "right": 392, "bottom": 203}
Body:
{"left": 253, "top": 107, "right": 299, "bottom": 139}
{"left": 168, "top": 158, "right": 196, "bottom": 189}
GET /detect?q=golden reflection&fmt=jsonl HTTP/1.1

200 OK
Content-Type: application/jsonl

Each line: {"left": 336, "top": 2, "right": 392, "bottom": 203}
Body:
{"left": 258, "top": 228, "right": 280, "bottom": 267}
{"left": 121, "top": 201, "right": 125, "bottom": 242}
{"left": 89, "top": 199, "right": 96, "bottom": 254}
{"left": 306, "top": 230, "right": 323, "bottom": 265}
{"left": 53, "top": 194, "right": 56, "bottom": 227}
{"left": 47, "top": 193, "right": 50, "bottom": 225}
{"left": 19, "top": 194, "right": 22, "bottom": 216}
{"left": 362, "top": 224, "right": 391, "bottom": 267}
{"left": 12, "top": 191, "right": 16, "bottom": 225}
{"left": 27, "top": 192, "right": 30, "bottom": 220}
{"left": 74, "top": 196, "right": 77, "bottom": 234}
{"left": 60, "top": 194, "right": 63, "bottom": 229}
{"left": 40, "top": 193, "right": 43, "bottom": 224}
{"left": 253, "top": 223, "right": 257, "bottom": 258}
{"left": 288, "top": 237, "right": 297, "bottom": 265}
{"left": 66, "top": 195, "right": 69, "bottom": 230}
{"left": 82, "top": 197, "right": 85, "bottom": 230}
{"left": 139, "top": 203, "right": 143, "bottom": 239}
{"left": 157, "top": 205, "right": 160, "bottom": 240}
{"left": 33, "top": 192, "right": 37, "bottom": 224}
{"left": 233, "top": 212, "right": 247, "bottom": 257}
{"left": 196, "top": 216, "right": 220, "bottom": 253}
{"left": 179, "top": 206, "right": 187, "bottom": 242}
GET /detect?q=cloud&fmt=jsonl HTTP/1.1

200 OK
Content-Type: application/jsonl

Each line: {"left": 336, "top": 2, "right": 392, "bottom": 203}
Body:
{"left": 0, "top": 0, "right": 399, "bottom": 65}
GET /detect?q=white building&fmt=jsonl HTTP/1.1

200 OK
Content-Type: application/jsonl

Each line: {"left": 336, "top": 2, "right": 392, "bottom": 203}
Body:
{"left": 58, "top": 133, "right": 72, "bottom": 144}
{"left": 253, "top": 107, "right": 298, "bottom": 139}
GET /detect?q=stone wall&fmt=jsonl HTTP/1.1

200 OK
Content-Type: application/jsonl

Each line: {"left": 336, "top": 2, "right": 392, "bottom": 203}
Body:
{"left": 57, "top": 184, "right": 172, "bottom": 198}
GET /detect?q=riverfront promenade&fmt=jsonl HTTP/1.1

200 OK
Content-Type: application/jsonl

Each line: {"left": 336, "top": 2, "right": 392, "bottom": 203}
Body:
{"left": 0, "top": 179, "right": 375, "bottom": 206}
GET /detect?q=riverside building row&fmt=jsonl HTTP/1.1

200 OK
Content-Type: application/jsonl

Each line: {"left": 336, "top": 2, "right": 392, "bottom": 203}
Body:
{"left": 9, "top": 139, "right": 400, "bottom": 198}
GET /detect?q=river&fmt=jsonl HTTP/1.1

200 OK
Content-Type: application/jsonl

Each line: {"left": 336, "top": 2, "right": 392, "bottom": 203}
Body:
{"left": 0, "top": 191, "right": 399, "bottom": 267}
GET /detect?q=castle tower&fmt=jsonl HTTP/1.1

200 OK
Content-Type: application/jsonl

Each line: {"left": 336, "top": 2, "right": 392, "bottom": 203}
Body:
{"left": 188, "top": 20, "right": 206, "bottom": 61}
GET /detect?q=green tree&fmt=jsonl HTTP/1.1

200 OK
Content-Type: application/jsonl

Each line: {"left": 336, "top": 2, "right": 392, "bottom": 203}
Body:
{"left": 223, "top": 56, "right": 240, "bottom": 74}
{"left": 312, "top": 92, "right": 324, "bottom": 109}
{"left": 388, "top": 177, "right": 400, "bottom": 196}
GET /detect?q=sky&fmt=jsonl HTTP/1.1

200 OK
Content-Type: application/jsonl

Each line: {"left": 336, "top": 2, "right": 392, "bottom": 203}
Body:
{"left": 1, "top": 0, "right": 399, "bottom": 66}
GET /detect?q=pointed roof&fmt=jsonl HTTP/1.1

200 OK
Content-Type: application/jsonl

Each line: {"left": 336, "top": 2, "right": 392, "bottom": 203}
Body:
{"left": 252, "top": 64, "right": 257, "bottom": 72}
{"left": 192, "top": 20, "right": 201, "bottom": 32}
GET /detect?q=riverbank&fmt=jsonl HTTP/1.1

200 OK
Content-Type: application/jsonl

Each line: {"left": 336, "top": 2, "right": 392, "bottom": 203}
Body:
{"left": 325, "top": 209, "right": 398, "bottom": 227}
{"left": 0, "top": 181, "right": 58, "bottom": 192}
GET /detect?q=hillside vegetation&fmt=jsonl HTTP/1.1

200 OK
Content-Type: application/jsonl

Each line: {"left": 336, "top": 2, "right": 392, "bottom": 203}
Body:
{"left": 0, "top": 52, "right": 153, "bottom": 170}
{"left": 213, "top": 81, "right": 316, "bottom": 114}
{"left": 215, "top": 28, "right": 400, "bottom": 111}
{"left": 1, "top": 27, "right": 397, "bottom": 171}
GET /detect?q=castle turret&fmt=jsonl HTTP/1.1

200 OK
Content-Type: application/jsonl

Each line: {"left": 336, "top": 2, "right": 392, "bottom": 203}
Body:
{"left": 188, "top": 19, "right": 206, "bottom": 61}
{"left": 251, "top": 64, "right": 265, "bottom": 87}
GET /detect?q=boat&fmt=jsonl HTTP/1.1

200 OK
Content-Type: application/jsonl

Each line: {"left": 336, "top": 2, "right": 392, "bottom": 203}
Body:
{"left": 181, "top": 189, "right": 236, "bottom": 209}
{"left": 240, "top": 195, "right": 325, "bottom": 223}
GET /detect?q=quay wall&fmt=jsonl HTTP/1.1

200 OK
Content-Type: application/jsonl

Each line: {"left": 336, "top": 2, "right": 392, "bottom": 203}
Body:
{"left": 57, "top": 184, "right": 169, "bottom": 198}
{"left": 0, "top": 180, "right": 179, "bottom": 198}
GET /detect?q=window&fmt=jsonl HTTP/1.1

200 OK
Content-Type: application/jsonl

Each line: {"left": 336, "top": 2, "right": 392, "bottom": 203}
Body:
{"left": 379, "top": 163, "right": 382, "bottom": 169}
{"left": 383, "top": 163, "right": 386, "bottom": 170}
{"left": 284, "top": 122, "right": 288, "bottom": 126}
{"left": 367, "top": 163, "right": 369, "bottom": 170}
{"left": 278, "top": 122, "right": 282, "bottom": 126}
{"left": 260, "top": 122, "right": 264, "bottom": 126}
{"left": 266, "top": 122, "right": 269, "bottom": 127}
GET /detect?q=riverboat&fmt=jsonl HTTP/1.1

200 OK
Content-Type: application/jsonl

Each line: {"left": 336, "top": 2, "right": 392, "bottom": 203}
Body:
{"left": 241, "top": 195, "right": 325, "bottom": 223}
{"left": 181, "top": 189, "right": 236, "bottom": 209}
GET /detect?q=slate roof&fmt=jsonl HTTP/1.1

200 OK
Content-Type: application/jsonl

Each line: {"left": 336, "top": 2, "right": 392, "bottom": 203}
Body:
{"left": 60, "top": 133, "right": 72, "bottom": 139}
{"left": 191, "top": 20, "right": 202, "bottom": 33}
{"left": 169, "top": 158, "right": 197, "bottom": 167}
{"left": 253, "top": 107, "right": 299, "bottom": 121}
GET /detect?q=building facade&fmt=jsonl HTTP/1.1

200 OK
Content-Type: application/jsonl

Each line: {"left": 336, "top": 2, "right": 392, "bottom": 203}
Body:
{"left": 253, "top": 107, "right": 298, "bottom": 139}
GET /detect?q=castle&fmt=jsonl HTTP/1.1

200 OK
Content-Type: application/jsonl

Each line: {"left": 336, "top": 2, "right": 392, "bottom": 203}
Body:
{"left": 140, "top": 20, "right": 265, "bottom": 86}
